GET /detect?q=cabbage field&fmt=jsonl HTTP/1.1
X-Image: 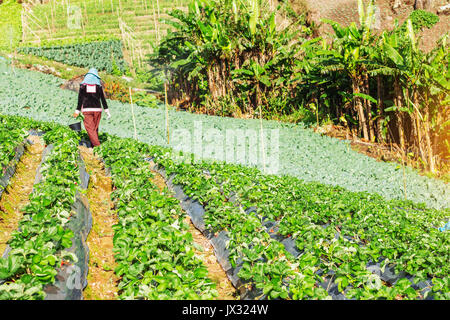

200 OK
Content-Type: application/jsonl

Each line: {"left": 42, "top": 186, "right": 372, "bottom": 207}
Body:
{"left": 0, "top": 59, "right": 448, "bottom": 210}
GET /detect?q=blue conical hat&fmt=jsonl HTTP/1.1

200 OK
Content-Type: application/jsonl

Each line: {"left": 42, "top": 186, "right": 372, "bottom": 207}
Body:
{"left": 82, "top": 68, "right": 101, "bottom": 86}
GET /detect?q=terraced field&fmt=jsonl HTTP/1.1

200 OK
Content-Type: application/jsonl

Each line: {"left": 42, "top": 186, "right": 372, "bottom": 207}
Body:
{"left": 21, "top": 0, "right": 189, "bottom": 54}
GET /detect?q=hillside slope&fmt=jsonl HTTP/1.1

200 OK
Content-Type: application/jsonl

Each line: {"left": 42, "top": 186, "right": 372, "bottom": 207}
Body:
{"left": 300, "top": 0, "right": 449, "bottom": 50}
{"left": 21, "top": 0, "right": 189, "bottom": 54}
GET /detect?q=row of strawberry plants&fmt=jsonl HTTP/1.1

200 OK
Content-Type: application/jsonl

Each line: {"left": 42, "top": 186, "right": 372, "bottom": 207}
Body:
{"left": 122, "top": 142, "right": 321, "bottom": 299}
{"left": 139, "top": 145, "right": 449, "bottom": 300}
{"left": 150, "top": 153, "right": 330, "bottom": 299}
{"left": 0, "top": 126, "right": 82, "bottom": 300}
{"left": 96, "top": 139, "right": 218, "bottom": 300}
{"left": 194, "top": 162, "right": 450, "bottom": 299}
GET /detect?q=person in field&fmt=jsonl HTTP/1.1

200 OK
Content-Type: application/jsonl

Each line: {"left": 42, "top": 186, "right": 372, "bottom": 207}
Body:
{"left": 73, "top": 68, "right": 111, "bottom": 147}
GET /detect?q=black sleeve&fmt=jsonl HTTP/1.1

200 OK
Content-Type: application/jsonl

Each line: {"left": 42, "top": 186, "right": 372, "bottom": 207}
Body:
{"left": 100, "top": 86, "right": 108, "bottom": 110}
{"left": 77, "top": 85, "right": 84, "bottom": 111}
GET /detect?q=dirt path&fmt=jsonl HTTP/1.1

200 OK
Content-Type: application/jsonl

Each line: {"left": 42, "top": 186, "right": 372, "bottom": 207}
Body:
{"left": 0, "top": 135, "right": 44, "bottom": 254}
{"left": 79, "top": 146, "right": 119, "bottom": 300}
{"left": 150, "top": 169, "right": 237, "bottom": 300}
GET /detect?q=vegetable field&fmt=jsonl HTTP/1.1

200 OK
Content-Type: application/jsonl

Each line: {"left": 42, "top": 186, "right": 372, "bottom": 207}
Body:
{"left": 20, "top": 0, "right": 190, "bottom": 54}
{"left": 0, "top": 0, "right": 448, "bottom": 302}
{"left": 18, "top": 39, "right": 128, "bottom": 74}
{"left": 0, "top": 59, "right": 448, "bottom": 210}
{"left": 0, "top": 114, "right": 448, "bottom": 300}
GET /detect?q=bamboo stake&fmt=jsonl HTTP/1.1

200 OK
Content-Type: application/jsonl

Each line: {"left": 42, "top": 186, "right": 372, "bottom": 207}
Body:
{"left": 156, "top": 0, "right": 160, "bottom": 43}
{"left": 402, "top": 152, "right": 407, "bottom": 200}
{"left": 129, "top": 87, "right": 137, "bottom": 140}
{"left": 164, "top": 81, "right": 170, "bottom": 144}
{"left": 152, "top": 2, "right": 158, "bottom": 45}
{"left": 84, "top": 0, "right": 89, "bottom": 25}
{"left": 259, "top": 103, "right": 266, "bottom": 173}
{"left": 45, "top": 13, "right": 51, "bottom": 36}
{"left": 21, "top": 10, "right": 26, "bottom": 42}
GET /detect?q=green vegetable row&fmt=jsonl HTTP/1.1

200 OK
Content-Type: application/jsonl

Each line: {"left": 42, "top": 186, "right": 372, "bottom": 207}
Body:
{"left": 97, "top": 138, "right": 218, "bottom": 300}
{"left": 18, "top": 40, "right": 128, "bottom": 74}
{"left": 0, "top": 123, "right": 82, "bottom": 300}
{"left": 141, "top": 143, "right": 449, "bottom": 300}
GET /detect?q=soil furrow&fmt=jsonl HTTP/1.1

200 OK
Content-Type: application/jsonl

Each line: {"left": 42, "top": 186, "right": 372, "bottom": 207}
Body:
{"left": 79, "top": 146, "right": 119, "bottom": 300}
{"left": 150, "top": 169, "right": 237, "bottom": 300}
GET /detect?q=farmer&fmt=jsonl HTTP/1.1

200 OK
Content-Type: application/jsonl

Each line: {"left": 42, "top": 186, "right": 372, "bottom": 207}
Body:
{"left": 73, "top": 68, "right": 111, "bottom": 147}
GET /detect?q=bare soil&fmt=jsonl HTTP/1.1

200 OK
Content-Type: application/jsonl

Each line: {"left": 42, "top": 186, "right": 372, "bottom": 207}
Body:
{"left": 300, "top": 0, "right": 449, "bottom": 51}
{"left": 79, "top": 146, "right": 120, "bottom": 300}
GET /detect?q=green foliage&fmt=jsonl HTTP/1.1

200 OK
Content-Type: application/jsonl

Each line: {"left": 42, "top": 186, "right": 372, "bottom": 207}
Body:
{"left": 151, "top": 0, "right": 311, "bottom": 116}
{"left": 0, "top": 0, "right": 22, "bottom": 50}
{"left": 0, "top": 121, "right": 82, "bottom": 300}
{"left": 18, "top": 40, "right": 128, "bottom": 74}
{"left": 133, "top": 91, "right": 159, "bottom": 108}
{"left": 406, "top": 10, "right": 439, "bottom": 32}
{"left": 0, "top": 58, "right": 448, "bottom": 209}
{"left": 97, "top": 138, "right": 218, "bottom": 299}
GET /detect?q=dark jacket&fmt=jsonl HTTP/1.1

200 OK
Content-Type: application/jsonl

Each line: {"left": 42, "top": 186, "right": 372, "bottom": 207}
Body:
{"left": 77, "top": 84, "right": 109, "bottom": 112}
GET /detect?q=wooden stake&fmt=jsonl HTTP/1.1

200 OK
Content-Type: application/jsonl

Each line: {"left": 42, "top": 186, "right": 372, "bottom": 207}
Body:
{"left": 50, "top": 1, "right": 55, "bottom": 32}
{"left": 129, "top": 87, "right": 138, "bottom": 140}
{"left": 84, "top": 0, "right": 89, "bottom": 25}
{"left": 165, "top": 81, "right": 170, "bottom": 144}
{"left": 259, "top": 103, "right": 266, "bottom": 173}
{"left": 152, "top": 2, "right": 158, "bottom": 45}
{"left": 402, "top": 152, "right": 407, "bottom": 200}
{"left": 45, "top": 13, "right": 51, "bottom": 36}
{"left": 156, "top": 0, "right": 161, "bottom": 43}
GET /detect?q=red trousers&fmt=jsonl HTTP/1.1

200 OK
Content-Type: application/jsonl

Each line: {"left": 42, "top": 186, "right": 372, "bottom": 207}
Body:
{"left": 83, "top": 111, "right": 102, "bottom": 147}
